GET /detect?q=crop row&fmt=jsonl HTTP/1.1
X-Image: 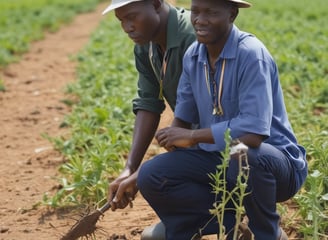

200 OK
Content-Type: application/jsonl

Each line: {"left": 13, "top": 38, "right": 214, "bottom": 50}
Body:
{"left": 0, "top": 0, "right": 103, "bottom": 66}
{"left": 42, "top": 13, "right": 136, "bottom": 207}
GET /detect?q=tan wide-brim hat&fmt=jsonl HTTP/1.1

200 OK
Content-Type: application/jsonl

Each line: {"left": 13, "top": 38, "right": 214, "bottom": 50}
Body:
{"left": 102, "top": 0, "right": 143, "bottom": 15}
{"left": 229, "top": 0, "right": 252, "bottom": 8}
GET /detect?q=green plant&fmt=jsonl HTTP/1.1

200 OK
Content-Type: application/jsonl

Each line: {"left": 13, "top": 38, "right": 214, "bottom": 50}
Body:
{"left": 0, "top": 79, "right": 5, "bottom": 92}
{"left": 0, "top": 0, "right": 103, "bottom": 66}
{"left": 42, "top": 14, "right": 136, "bottom": 207}
{"left": 294, "top": 169, "right": 328, "bottom": 240}
{"left": 192, "top": 130, "right": 251, "bottom": 240}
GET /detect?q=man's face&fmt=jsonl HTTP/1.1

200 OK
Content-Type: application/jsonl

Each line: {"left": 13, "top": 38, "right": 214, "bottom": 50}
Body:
{"left": 115, "top": 1, "right": 160, "bottom": 45}
{"left": 190, "top": 0, "right": 236, "bottom": 46}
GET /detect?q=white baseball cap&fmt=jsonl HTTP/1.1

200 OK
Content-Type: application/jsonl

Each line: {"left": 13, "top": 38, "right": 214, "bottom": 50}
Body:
{"left": 102, "top": 0, "right": 144, "bottom": 15}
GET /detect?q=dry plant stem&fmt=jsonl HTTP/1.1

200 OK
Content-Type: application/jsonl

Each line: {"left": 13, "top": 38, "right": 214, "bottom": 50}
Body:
{"left": 218, "top": 160, "right": 229, "bottom": 240}
{"left": 232, "top": 149, "right": 251, "bottom": 240}
{"left": 60, "top": 202, "right": 111, "bottom": 240}
{"left": 209, "top": 132, "right": 251, "bottom": 240}
{"left": 217, "top": 131, "right": 233, "bottom": 240}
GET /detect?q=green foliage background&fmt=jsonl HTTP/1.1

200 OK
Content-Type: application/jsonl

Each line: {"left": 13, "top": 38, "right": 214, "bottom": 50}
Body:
{"left": 0, "top": 0, "right": 103, "bottom": 66}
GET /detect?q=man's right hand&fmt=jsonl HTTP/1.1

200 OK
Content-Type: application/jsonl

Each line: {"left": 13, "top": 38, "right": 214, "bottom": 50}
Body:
{"left": 108, "top": 169, "right": 139, "bottom": 211}
{"left": 107, "top": 110, "right": 160, "bottom": 211}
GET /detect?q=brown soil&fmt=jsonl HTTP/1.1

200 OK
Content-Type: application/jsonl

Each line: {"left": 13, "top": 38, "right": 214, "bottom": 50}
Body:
{"left": 0, "top": 2, "right": 297, "bottom": 240}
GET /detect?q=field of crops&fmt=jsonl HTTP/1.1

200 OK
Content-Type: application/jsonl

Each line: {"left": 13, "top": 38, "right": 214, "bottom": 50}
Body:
{"left": 1, "top": 0, "right": 327, "bottom": 239}
{"left": 0, "top": 0, "right": 103, "bottom": 66}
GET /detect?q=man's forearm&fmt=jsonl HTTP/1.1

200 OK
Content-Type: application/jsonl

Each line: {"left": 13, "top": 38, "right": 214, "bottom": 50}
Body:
{"left": 237, "top": 133, "right": 265, "bottom": 148}
{"left": 126, "top": 110, "right": 161, "bottom": 172}
{"left": 170, "top": 117, "right": 192, "bottom": 129}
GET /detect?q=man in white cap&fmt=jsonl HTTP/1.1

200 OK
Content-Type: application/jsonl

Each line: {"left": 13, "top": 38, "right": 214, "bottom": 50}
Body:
{"left": 137, "top": 0, "right": 307, "bottom": 239}
{"left": 102, "top": 0, "right": 196, "bottom": 239}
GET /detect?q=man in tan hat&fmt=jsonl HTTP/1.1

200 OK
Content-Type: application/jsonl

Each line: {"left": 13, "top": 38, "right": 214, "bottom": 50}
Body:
{"left": 137, "top": 0, "right": 307, "bottom": 239}
{"left": 102, "top": 0, "right": 196, "bottom": 236}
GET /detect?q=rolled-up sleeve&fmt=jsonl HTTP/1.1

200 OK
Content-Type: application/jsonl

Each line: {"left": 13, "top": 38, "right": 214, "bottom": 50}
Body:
{"left": 230, "top": 55, "right": 273, "bottom": 139}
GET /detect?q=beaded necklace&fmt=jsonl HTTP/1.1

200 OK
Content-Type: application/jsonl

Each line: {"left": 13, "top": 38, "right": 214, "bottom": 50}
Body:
{"left": 204, "top": 59, "right": 226, "bottom": 115}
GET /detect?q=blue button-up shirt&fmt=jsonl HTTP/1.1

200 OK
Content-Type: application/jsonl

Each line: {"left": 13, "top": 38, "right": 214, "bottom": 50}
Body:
{"left": 175, "top": 25, "right": 306, "bottom": 170}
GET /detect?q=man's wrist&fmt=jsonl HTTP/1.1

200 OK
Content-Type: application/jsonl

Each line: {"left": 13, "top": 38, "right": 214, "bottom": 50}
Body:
{"left": 190, "top": 130, "right": 196, "bottom": 145}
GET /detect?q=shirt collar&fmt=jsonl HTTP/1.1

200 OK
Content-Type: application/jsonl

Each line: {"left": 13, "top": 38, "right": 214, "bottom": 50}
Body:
{"left": 166, "top": 5, "right": 180, "bottom": 49}
{"left": 195, "top": 25, "right": 240, "bottom": 63}
{"left": 221, "top": 25, "right": 239, "bottom": 59}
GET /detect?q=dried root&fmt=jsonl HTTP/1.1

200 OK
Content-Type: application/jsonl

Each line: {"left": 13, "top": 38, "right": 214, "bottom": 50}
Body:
{"left": 59, "top": 202, "right": 112, "bottom": 240}
{"left": 60, "top": 209, "right": 102, "bottom": 240}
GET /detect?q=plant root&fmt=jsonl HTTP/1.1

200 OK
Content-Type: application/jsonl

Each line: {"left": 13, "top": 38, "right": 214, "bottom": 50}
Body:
{"left": 60, "top": 209, "right": 103, "bottom": 240}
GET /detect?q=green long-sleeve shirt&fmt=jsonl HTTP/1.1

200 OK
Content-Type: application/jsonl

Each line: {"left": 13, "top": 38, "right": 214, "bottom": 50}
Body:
{"left": 132, "top": 5, "right": 196, "bottom": 115}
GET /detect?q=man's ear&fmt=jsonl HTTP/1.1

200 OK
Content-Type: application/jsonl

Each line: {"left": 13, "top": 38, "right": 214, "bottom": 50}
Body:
{"left": 152, "top": 0, "right": 162, "bottom": 12}
{"left": 230, "top": 7, "right": 239, "bottom": 22}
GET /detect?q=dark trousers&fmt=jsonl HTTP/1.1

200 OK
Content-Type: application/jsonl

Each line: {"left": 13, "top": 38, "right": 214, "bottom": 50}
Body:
{"left": 137, "top": 144, "right": 307, "bottom": 240}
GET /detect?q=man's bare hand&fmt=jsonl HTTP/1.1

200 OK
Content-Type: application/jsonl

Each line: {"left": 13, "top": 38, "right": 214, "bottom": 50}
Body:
{"left": 108, "top": 170, "right": 138, "bottom": 211}
{"left": 155, "top": 127, "right": 195, "bottom": 151}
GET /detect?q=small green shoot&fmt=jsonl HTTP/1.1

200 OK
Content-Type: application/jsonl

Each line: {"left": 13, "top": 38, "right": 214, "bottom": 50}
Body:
{"left": 0, "top": 79, "right": 5, "bottom": 92}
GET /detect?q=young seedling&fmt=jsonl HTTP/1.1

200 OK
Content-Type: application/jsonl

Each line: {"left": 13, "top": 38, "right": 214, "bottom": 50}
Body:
{"left": 192, "top": 129, "right": 252, "bottom": 240}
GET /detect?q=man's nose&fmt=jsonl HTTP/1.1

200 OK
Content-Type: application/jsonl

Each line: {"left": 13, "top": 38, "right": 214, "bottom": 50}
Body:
{"left": 122, "top": 21, "right": 134, "bottom": 33}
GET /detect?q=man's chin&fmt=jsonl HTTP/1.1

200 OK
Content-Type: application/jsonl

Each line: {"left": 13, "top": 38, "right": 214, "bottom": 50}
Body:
{"left": 130, "top": 36, "right": 146, "bottom": 45}
{"left": 196, "top": 35, "right": 210, "bottom": 44}
{"left": 134, "top": 41, "right": 144, "bottom": 45}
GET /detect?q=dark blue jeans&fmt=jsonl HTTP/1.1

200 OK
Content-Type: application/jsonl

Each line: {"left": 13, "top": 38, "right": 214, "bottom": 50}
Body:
{"left": 137, "top": 144, "right": 307, "bottom": 240}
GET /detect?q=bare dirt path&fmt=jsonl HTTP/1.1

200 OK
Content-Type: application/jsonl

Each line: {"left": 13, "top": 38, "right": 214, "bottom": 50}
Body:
{"left": 0, "top": 3, "right": 164, "bottom": 240}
